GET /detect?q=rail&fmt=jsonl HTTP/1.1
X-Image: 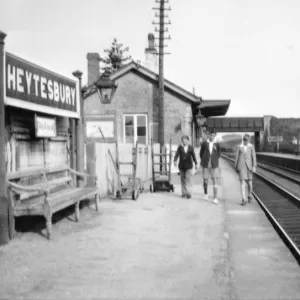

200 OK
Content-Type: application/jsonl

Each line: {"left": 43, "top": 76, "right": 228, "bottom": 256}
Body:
{"left": 221, "top": 155, "right": 300, "bottom": 262}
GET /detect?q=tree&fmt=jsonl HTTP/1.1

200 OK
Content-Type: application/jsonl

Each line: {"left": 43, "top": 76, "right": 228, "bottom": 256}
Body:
{"left": 100, "top": 38, "right": 132, "bottom": 72}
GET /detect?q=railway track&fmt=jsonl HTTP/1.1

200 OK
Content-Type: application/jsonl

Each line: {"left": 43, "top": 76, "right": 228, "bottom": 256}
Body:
{"left": 222, "top": 155, "right": 300, "bottom": 262}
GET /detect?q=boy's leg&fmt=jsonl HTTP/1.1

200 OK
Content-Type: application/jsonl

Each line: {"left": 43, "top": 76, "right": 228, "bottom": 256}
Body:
{"left": 203, "top": 168, "right": 209, "bottom": 200}
{"left": 186, "top": 169, "right": 193, "bottom": 197}
{"left": 212, "top": 178, "right": 218, "bottom": 200}
{"left": 180, "top": 170, "right": 187, "bottom": 196}
{"left": 247, "top": 179, "right": 253, "bottom": 202}
{"left": 240, "top": 180, "right": 246, "bottom": 204}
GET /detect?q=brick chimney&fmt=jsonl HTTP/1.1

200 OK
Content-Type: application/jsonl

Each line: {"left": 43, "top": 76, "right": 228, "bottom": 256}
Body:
{"left": 87, "top": 53, "right": 100, "bottom": 86}
{"left": 144, "top": 33, "right": 158, "bottom": 73}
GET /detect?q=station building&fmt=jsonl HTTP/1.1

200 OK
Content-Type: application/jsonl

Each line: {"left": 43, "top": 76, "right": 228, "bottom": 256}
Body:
{"left": 82, "top": 34, "right": 231, "bottom": 147}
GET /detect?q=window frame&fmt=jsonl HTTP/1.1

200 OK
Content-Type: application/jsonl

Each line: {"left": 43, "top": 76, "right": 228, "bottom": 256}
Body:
{"left": 123, "top": 114, "right": 148, "bottom": 144}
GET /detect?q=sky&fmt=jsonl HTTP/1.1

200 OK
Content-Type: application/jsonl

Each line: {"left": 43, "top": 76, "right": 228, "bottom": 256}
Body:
{"left": 1, "top": 0, "right": 300, "bottom": 118}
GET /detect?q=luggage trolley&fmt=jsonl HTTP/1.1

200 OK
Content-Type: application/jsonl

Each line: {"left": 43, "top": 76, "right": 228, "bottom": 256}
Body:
{"left": 98, "top": 127, "right": 142, "bottom": 201}
{"left": 150, "top": 139, "right": 174, "bottom": 193}
{"left": 108, "top": 140, "right": 142, "bottom": 201}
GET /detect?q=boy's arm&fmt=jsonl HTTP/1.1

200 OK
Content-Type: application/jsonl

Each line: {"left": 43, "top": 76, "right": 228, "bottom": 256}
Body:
{"left": 200, "top": 142, "right": 205, "bottom": 159}
{"left": 191, "top": 147, "right": 198, "bottom": 166}
{"left": 234, "top": 147, "right": 239, "bottom": 171}
{"left": 174, "top": 146, "right": 180, "bottom": 164}
{"left": 252, "top": 146, "right": 257, "bottom": 171}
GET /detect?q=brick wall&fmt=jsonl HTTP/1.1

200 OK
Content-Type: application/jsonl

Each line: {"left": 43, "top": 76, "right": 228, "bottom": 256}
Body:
{"left": 84, "top": 70, "right": 193, "bottom": 145}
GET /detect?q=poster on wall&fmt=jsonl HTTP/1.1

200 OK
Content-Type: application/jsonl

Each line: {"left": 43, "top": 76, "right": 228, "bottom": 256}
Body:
{"left": 86, "top": 120, "right": 115, "bottom": 139}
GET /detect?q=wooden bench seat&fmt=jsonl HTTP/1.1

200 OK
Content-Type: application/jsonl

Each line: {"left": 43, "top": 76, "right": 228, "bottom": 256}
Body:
{"left": 8, "top": 165, "right": 99, "bottom": 239}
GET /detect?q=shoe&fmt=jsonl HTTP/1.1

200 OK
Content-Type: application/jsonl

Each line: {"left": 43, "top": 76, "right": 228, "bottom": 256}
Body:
{"left": 181, "top": 194, "right": 187, "bottom": 198}
{"left": 240, "top": 200, "right": 246, "bottom": 206}
{"left": 204, "top": 194, "right": 209, "bottom": 201}
{"left": 213, "top": 198, "right": 219, "bottom": 205}
{"left": 187, "top": 194, "right": 191, "bottom": 199}
{"left": 248, "top": 197, "right": 252, "bottom": 203}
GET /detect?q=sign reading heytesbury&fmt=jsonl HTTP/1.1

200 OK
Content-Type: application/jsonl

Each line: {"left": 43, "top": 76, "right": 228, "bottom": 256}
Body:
{"left": 5, "top": 52, "right": 79, "bottom": 118}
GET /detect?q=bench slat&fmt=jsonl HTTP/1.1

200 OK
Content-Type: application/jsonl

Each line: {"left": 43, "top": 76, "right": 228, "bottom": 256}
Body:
{"left": 47, "top": 177, "right": 73, "bottom": 189}
{"left": 8, "top": 168, "right": 45, "bottom": 180}
{"left": 13, "top": 187, "right": 98, "bottom": 216}
{"left": 8, "top": 164, "right": 70, "bottom": 181}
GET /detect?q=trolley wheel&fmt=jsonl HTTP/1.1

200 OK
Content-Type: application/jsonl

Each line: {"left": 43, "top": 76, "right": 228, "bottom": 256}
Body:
{"left": 132, "top": 190, "right": 138, "bottom": 201}
{"left": 115, "top": 190, "right": 122, "bottom": 200}
{"left": 150, "top": 185, "right": 153, "bottom": 193}
{"left": 170, "top": 184, "right": 174, "bottom": 192}
{"left": 140, "top": 184, "right": 144, "bottom": 193}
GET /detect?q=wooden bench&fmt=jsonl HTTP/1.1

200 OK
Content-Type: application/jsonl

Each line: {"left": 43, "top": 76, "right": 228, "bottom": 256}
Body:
{"left": 7, "top": 165, "right": 99, "bottom": 239}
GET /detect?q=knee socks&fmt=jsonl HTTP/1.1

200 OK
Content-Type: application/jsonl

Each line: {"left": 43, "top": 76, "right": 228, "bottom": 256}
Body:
{"left": 213, "top": 185, "right": 218, "bottom": 199}
{"left": 204, "top": 182, "right": 208, "bottom": 194}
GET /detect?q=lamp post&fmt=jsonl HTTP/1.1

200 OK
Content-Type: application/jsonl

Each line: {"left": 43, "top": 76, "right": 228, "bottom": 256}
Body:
{"left": 72, "top": 70, "right": 84, "bottom": 187}
{"left": 94, "top": 67, "right": 117, "bottom": 104}
{"left": 195, "top": 112, "right": 207, "bottom": 144}
{"left": 0, "top": 31, "right": 10, "bottom": 244}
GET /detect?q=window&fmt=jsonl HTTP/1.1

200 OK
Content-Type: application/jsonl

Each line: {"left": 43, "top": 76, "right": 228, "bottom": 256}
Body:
{"left": 124, "top": 114, "right": 148, "bottom": 144}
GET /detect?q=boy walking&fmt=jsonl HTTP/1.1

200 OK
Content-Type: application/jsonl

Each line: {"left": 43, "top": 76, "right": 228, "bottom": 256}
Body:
{"left": 174, "top": 135, "right": 198, "bottom": 198}
{"left": 200, "top": 129, "right": 220, "bottom": 204}
{"left": 235, "top": 134, "right": 257, "bottom": 205}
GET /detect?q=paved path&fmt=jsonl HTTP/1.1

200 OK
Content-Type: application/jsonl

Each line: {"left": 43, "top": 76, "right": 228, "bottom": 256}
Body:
{"left": 1, "top": 159, "right": 300, "bottom": 299}
{"left": 0, "top": 168, "right": 232, "bottom": 299}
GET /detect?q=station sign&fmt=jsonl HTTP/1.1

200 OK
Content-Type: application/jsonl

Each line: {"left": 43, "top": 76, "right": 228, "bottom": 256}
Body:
{"left": 35, "top": 115, "right": 57, "bottom": 138}
{"left": 268, "top": 136, "right": 283, "bottom": 143}
{"left": 5, "top": 52, "right": 80, "bottom": 119}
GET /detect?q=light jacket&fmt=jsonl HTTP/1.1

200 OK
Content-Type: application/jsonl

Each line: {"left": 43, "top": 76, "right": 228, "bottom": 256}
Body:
{"left": 235, "top": 143, "right": 257, "bottom": 172}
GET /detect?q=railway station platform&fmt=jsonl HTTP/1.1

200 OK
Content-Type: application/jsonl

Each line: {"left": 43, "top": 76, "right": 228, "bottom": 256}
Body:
{"left": 0, "top": 160, "right": 300, "bottom": 299}
{"left": 257, "top": 152, "right": 300, "bottom": 160}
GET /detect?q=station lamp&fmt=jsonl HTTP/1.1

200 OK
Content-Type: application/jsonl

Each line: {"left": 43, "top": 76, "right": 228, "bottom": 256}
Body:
{"left": 94, "top": 67, "right": 118, "bottom": 104}
{"left": 195, "top": 112, "right": 207, "bottom": 128}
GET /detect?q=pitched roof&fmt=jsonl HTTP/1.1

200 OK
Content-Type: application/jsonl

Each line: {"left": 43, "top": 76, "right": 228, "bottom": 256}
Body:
{"left": 83, "top": 61, "right": 200, "bottom": 103}
{"left": 197, "top": 100, "right": 231, "bottom": 117}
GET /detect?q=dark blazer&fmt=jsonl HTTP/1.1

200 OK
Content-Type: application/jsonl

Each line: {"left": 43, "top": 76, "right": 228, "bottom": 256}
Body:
{"left": 200, "top": 141, "right": 220, "bottom": 168}
{"left": 174, "top": 145, "right": 197, "bottom": 170}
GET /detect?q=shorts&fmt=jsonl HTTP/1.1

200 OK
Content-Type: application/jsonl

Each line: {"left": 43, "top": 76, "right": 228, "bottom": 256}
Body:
{"left": 203, "top": 167, "right": 219, "bottom": 180}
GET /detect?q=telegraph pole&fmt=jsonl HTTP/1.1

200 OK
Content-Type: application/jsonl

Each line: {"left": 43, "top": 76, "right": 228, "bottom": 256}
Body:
{"left": 152, "top": 0, "right": 171, "bottom": 147}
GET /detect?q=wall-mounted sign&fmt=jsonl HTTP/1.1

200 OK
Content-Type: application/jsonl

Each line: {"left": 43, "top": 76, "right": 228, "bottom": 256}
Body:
{"left": 268, "top": 136, "right": 283, "bottom": 143}
{"left": 86, "top": 120, "right": 115, "bottom": 139}
{"left": 35, "top": 115, "right": 57, "bottom": 138}
{"left": 5, "top": 52, "right": 79, "bottom": 118}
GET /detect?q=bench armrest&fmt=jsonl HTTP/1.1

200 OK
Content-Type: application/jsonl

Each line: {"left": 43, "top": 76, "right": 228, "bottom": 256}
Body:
{"left": 8, "top": 181, "right": 49, "bottom": 194}
{"left": 68, "top": 168, "right": 98, "bottom": 180}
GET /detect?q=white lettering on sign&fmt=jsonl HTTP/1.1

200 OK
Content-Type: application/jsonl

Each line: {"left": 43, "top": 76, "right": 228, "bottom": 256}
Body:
{"left": 54, "top": 81, "right": 59, "bottom": 102}
{"left": 40, "top": 77, "right": 47, "bottom": 99}
{"left": 35, "top": 115, "right": 56, "bottom": 138}
{"left": 16, "top": 68, "right": 24, "bottom": 93}
{"left": 60, "top": 84, "right": 65, "bottom": 103}
{"left": 33, "top": 74, "right": 40, "bottom": 97}
{"left": 48, "top": 80, "right": 53, "bottom": 100}
{"left": 65, "top": 86, "right": 70, "bottom": 105}
{"left": 71, "top": 88, "right": 76, "bottom": 106}
{"left": 25, "top": 71, "right": 32, "bottom": 94}
{"left": 268, "top": 136, "right": 283, "bottom": 143}
{"left": 7, "top": 65, "right": 16, "bottom": 90}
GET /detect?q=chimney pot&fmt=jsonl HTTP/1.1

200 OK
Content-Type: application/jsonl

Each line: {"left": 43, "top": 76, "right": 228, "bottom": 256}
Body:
{"left": 144, "top": 33, "right": 158, "bottom": 73}
{"left": 87, "top": 53, "right": 101, "bottom": 86}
